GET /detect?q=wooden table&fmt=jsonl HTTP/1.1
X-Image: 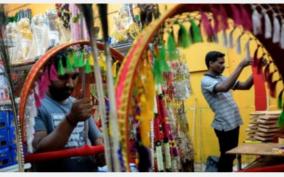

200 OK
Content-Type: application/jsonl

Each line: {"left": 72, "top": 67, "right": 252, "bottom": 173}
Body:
{"left": 227, "top": 143, "right": 284, "bottom": 170}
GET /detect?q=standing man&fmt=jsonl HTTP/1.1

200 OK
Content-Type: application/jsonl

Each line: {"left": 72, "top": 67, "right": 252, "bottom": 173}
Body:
{"left": 201, "top": 51, "right": 253, "bottom": 172}
{"left": 32, "top": 52, "right": 105, "bottom": 172}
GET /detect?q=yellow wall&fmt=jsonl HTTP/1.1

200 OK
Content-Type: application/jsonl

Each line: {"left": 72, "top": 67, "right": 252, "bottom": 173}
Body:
{"left": 4, "top": 3, "right": 281, "bottom": 165}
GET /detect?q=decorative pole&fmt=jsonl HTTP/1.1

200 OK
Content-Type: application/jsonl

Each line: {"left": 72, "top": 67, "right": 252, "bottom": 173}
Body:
{"left": 98, "top": 4, "right": 122, "bottom": 172}
{"left": 0, "top": 5, "right": 24, "bottom": 172}
{"left": 80, "top": 4, "right": 113, "bottom": 171}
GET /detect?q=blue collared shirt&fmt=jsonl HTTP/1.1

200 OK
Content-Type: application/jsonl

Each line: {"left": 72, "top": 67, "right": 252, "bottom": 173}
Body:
{"left": 201, "top": 73, "right": 243, "bottom": 131}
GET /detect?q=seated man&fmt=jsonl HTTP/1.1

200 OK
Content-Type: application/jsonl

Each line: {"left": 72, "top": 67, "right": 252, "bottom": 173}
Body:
{"left": 32, "top": 52, "right": 105, "bottom": 172}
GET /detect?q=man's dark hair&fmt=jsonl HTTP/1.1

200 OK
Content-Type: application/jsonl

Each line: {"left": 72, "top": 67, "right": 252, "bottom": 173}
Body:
{"left": 205, "top": 51, "right": 225, "bottom": 68}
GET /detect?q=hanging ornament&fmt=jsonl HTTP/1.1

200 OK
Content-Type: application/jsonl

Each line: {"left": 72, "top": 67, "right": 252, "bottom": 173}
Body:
{"left": 190, "top": 19, "right": 202, "bottom": 43}
{"left": 230, "top": 4, "right": 242, "bottom": 26}
{"left": 167, "top": 31, "right": 178, "bottom": 60}
{"left": 57, "top": 57, "right": 65, "bottom": 76}
{"left": 219, "top": 5, "right": 229, "bottom": 47}
{"left": 66, "top": 53, "right": 74, "bottom": 73}
{"left": 280, "top": 19, "right": 284, "bottom": 49}
{"left": 49, "top": 63, "right": 58, "bottom": 81}
{"left": 236, "top": 32, "right": 244, "bottom": 54}
{"left": 252, "top": 6, "right": 262, "bottom": 35}
{"left": 210, "top": 6, "right": 220, "bottom": 34}
{"left": 245, "top": 39, "right": 251, "bottom": 60}
{"left": 78, "top": 51, "right": 85, "bottom": 68}
{"left": 88, "top": 52, "right": 94, "bottom": 66}
{"left": 84, "top": 55, "right": 92, "bottom": 73}
{"left": 158, "top": 44, "right": 170, "bottom": 72}
{"left": 228, "top": 28, "right": 236, "bottom": 48}
{"left": 263, "top": 9, "right": 272, "bottom": 39}
{"left": 240, "top": 6, "right": 252, "bottom": 31}
{"left": 178, "top": 24, "right": 192, "bottom": 48}
{"left": 153, "top": 56, "right": 163, "bottom": 84}
{"left": 272, "top": 13, "right": 281, "bottom": 43}
{"left": 200, "top": 11, "right": 215, "bottom": 42}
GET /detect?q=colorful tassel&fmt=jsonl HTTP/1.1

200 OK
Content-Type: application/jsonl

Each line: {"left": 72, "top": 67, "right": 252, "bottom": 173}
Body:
{"left": 272, "top": 14, "right": 281, "bottom": 43}
{"left": 84, "top": 56, "right": 92, "bottom": 73}
{"left": 252, "top": 7, "right": 262, "bottom": 35}
{"left": 212, "top": 5, "right": 228, "bottom": 47}
{"left": 57, "top": 58, "right": 65, "bottom": 76}
{"left": 200, "top": 11, "right": 215, "bottom": 42}
{"left": 278, "top": 89, "right": 284, "bottom": 109}
{"left": 236, "top": 32, "right": 244, "bottom": 54}
{"left": 210, "top": 6, "right": 220, "bottom": 33}
{"left": 219, "top": 5, "right": 229, "bottom": 30}
{"left": 222, "top": 30, "right": 228, "bottom": 47}
{"left": 280, "top": 19, "right": 284, "bottom": 49}
{"left": 88, "top": 53, "right": 94, "bottom": 66}
{"left": 190, "top": 19, "right": 202, "bottom": 43}
{"left": 74, "top": 51, "right": 81, "bottom": 68}
{"left": 263, "top": 10, "right": 272, "bottom": 39}
{"left": 229, "top": 28, "right": 236, "bottom": 48}
{"left": 245, "top": 39, "right": 251, "bottom": 60}
{"left": 230, "top": 4, "right": 242, "bottom": 26}
{"left": 158, "top": 44, "right": 170, "bottom": 72}
{"left": 153, "top": 56, "right": 164, "bottom": 84}
{"left": 66, "top": 53, "right": 74, "bottom": 73}
{"left": 240, "top": 6, "right": 252, "bottom": 31}
{"left": 167, "top": 32, "right": 178, "bottom": 60}
{"left": 49, "top": 63, "right": 58, "bottom": 81}
{"left": 277, "top": 110, "right": 284, "bottom": 128}
{"left": 78, "top": 51, "right": 85, "bottom": 68}
{"left": 178, "top": 24, "right": 192, "bottom": 48}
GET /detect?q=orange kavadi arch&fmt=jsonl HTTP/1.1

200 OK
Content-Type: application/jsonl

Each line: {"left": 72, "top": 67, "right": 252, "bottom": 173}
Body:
{"left": 115, "top": 4, "right": 284, "bottom": 171}
{"left": 18, "top": 40, "right": 124, "bottom": 162}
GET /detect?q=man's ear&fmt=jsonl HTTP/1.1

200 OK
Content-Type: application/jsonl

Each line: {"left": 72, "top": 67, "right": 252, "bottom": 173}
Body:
{"left": 208, "top": 60, "right": 214, "bottom": 67}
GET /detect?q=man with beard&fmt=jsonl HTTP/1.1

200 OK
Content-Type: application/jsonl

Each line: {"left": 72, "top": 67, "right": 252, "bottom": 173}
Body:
{"left": 32, "top": 51, "right": 104, "bottom": 172}
{"left": 201, "top": 51, "right": 253, "bottom": 172}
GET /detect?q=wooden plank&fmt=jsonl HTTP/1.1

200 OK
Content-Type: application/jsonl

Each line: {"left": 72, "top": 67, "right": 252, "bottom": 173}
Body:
{"left": 227, "top": 143, "right": 284, "bottom": 156}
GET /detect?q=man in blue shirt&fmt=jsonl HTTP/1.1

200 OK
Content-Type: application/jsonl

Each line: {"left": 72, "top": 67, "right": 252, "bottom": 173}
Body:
{"left": 32, "top": 52, "right": 104, "bottom": 172}
{"left": 201, "top": 51, "right": 253, "bottom": 172}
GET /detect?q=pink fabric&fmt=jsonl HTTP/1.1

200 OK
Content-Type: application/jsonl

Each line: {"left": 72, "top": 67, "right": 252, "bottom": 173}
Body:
{"left": 240, "top": 6, "right": 252, "bottom": 31}
{"left": 219, "top": 5, "right": 229, "bottom": 30}
{"left": 230, "top": 4, "right": 242, "bottom": 26}
{"left": 69, "top": 4, "right": 90, "bottom": 41}
{"left": 211, "top": 6, "right": 220, "bottom": 34}
{"left": 200, "top": 11, "right": 215, "bottom": 38}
